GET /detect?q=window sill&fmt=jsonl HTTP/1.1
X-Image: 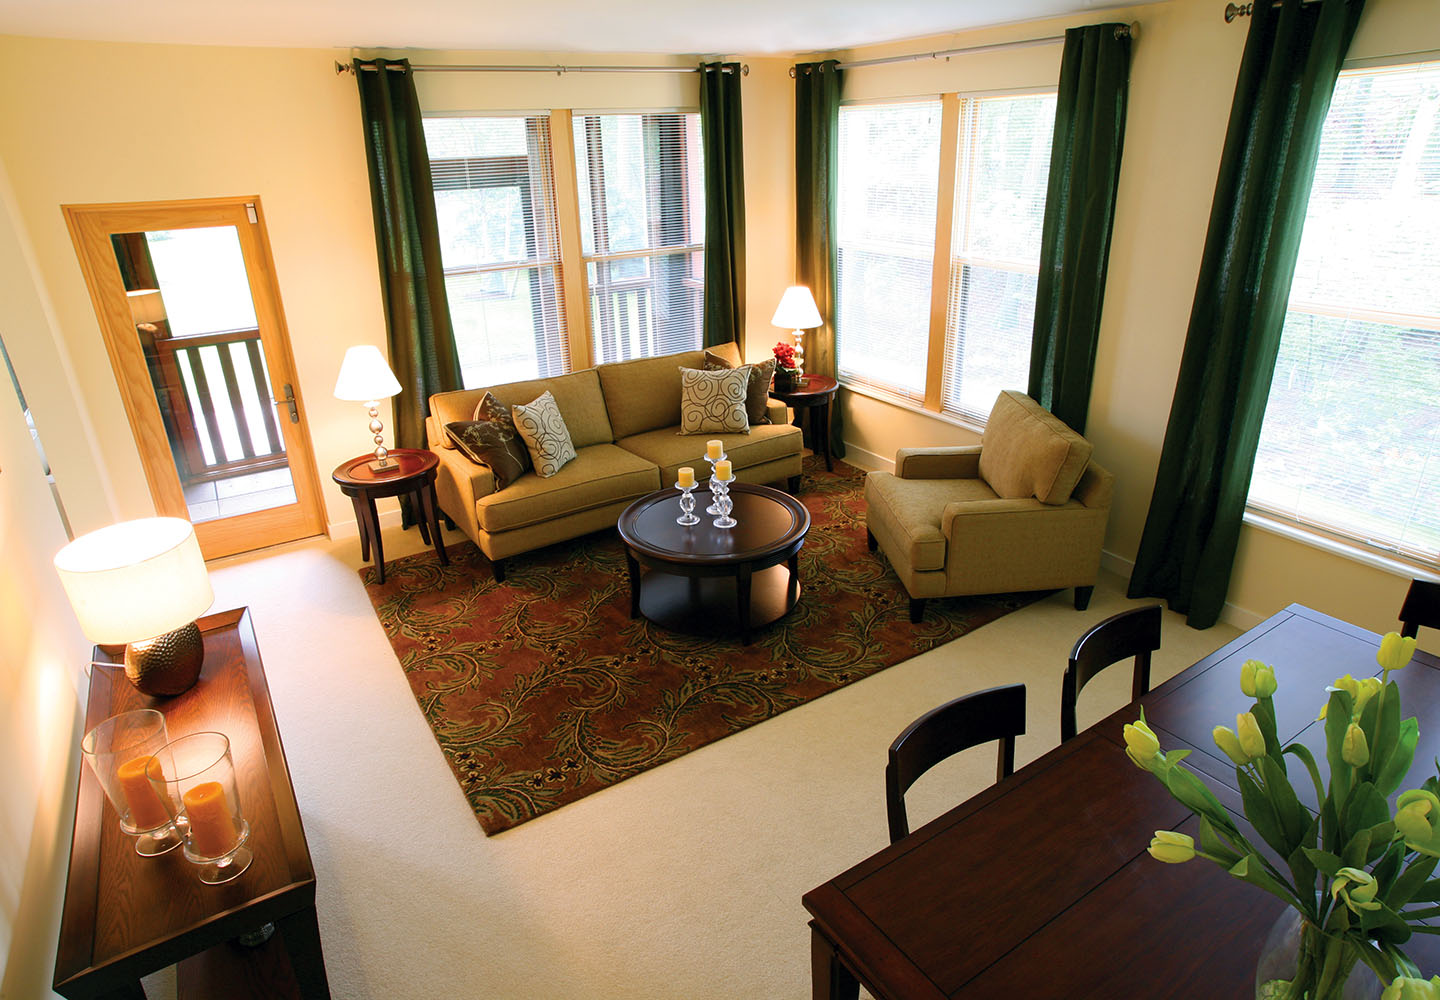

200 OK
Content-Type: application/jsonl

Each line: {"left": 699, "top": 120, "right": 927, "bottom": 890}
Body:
{"left": 837, "top": 377, "right": 988, "bottom": 438}
{"left": 1240, "top": 509, "right": 1439, "bottom": 580}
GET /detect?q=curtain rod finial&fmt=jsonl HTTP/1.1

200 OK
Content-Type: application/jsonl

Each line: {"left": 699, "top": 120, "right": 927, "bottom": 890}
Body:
{"left": 334, "top": 60, "right": 354, "bottom": 76}
{"left": 1225, "top": 2, "right": 1253, "bottom": 22}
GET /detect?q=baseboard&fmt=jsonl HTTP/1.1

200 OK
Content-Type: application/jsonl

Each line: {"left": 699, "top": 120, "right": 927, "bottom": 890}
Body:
{"left": 328, "top": 505, "right": 405, "bottom": 541}
{"left": 838, "top": 441, "right": 891, "bottom": 473}
{"left": 1100, "top": 547, "right": 1264, "bottom": 631}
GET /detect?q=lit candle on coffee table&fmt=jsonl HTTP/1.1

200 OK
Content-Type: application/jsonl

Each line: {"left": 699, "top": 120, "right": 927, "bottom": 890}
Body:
{"left": 706, "top": 440, "right": 723, "bottom": 462}
{"left": 715, "top": 459, "right": 732, "bottom": 481}
{"left": 677, "top": 467, "right": 696, "bottom": 489}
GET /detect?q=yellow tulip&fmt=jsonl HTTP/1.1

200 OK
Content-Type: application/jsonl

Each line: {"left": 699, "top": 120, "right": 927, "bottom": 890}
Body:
{"left": 1240, "top": 660, "right": 1277, "bottom": 698}
{"left": 1342, "top": 722, "right": 1370, "bottom": 768}
{"left": 1318, "top": 674, "right": 1382, "bottom": 721}
{"left": 1213, "top": 725, "right": 1249, "bottom": 766}
{"left": 1331, "top": 866, "right": 1381, "bottom": 913}
{"left": 1395, "top": 790, "right": 1440, "bottom": 857}
{"left": 1147, "top": 830, "right": 1195, "bottom": 864}
{"left": 1377, "top": 631, "right": 1418, "bottom": 672}
{"left": 1236, "top": 712, "right": 1265, "bottom": 761}
{"left": 1124, "top": 718, "right": 1163, "bottom": 772}
{"left": 1381, "top": 975, "right": 1440, "bottom": 1000}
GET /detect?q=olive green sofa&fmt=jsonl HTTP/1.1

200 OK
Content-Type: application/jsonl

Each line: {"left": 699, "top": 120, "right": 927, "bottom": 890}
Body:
{"left": 425, "top": 343, "right": 803, "bottom": 581}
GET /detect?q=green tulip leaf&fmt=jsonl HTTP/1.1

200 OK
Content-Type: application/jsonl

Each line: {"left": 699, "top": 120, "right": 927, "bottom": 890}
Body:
{"left": 1375, "top": 718, "right": 1419, "bottom": 798}
{"left": 1349, "top": 782, "right": 1391, "bottom": 834}
{"left": 1239, "top": 768, "right": 1289, "bottom": 856}
{"left": 1371, "top": 839, "right": 1404, "bottom": 892}
{"left": 1371, "top": 681, "right": 1402, "bottom": 780}
{"left": 1198, "top": 815, "right": 1243, "bottom": 867}
{"left": 1341, "top": 828, "right": 1373, "bottom": 869}
{"left": 1386, "top": 854, "right": 1438, "bottom": 907}
{"left": 1260, "top": 754, "right": 1310, "bottom": 850}
{"left": 1359, "top": 902, "right": 1411, "bottom": 944}
{"left": 1252, "top": 698, "right": 1283, "bottom": 768}
{"left": 1164, "top": 764, "right": 1237, "bottom": 834}
{"left": 1229, "top": 854, "right": 1303, "bottom": 909}
{"left": 1352, "top": 939, "right": 1401, "bottom": 985}
{"left": 1286, "top": 842, "right": 1319, "bottom": 901}
{"left": 1302, "top": 847, "right": 1344, "bottom": 876}
{"left": 1325, "top": 690, "right": 1355, "bottom": 804}
{"left": 1404, "top": 903, "right": 1440, "bottom": 919}
{"left": 1408, "top": 876, "right": 1440, "bottom": 903}
{"left": 1283, "top": 742, "right": 1327, "bottom": 818}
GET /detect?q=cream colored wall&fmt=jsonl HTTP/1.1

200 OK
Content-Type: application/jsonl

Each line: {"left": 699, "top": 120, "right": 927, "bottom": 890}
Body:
{"left": 820, "top": 0, "right": 1440, "bottom": 639}
{"left": 0, "top": 156, "right": 88, "bottom": 1000}
{"left": 0, "top": 36, "right": 385, "bottom": 537}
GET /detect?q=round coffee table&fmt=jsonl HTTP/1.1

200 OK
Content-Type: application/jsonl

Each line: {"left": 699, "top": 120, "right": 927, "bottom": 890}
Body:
{"left": 617, "top": 483, "right": 811, "bottom": 644}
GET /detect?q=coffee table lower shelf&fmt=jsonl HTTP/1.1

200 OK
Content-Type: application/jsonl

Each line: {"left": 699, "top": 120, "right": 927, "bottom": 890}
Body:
{"left": 633, "top": 562, "right": 801, "bottom": 640}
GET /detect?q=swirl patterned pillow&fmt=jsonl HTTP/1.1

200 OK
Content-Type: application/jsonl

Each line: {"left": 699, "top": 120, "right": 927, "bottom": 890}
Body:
{"left": 442, "top": 391, "right": 532, "bottom": 490}
{"left": 678, "top": 366, "right": 750, "bottom": 435}
{"left": 703, "top": 351, "right": 774, "bottom": 426}
{"left": 511, "top": 390, "right": 577, "bottom": 478}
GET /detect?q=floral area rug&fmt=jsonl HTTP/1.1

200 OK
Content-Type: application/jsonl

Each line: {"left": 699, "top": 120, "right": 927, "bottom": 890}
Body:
{"left": 361, "top": 457, "right": 1042, "bottom": 834}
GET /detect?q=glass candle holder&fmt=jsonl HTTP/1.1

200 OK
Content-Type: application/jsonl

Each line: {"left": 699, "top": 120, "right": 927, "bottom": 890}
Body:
{"left": 675, "top": 479, "right": 700, "bottom": 525}
{"left": 80, "top": 709, "right": 184, "bottom": 856}
{"left": 704, "top": 451, "right": 727, "bottom": 515}
{"left": 713, "top": 474, "right": 737, "bottom": 529}
{"left": 148, "top": 732, "right": 252, "bottom": 884}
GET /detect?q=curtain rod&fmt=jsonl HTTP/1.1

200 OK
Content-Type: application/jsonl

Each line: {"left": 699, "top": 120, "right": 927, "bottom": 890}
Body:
{"left": 789, "top": 22, "right": 1136, "bottom": 78}
{"left": 336, "top": 61, "right": 746, "bottom": 76}
{"left": 1225, "top": 1, "right": 1321, "bottom": 21}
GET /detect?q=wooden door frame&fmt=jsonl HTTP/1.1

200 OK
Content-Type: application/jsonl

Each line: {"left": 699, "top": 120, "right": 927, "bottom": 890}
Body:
{"left": 63, "top": 196, "right": 327, "bottom": 558}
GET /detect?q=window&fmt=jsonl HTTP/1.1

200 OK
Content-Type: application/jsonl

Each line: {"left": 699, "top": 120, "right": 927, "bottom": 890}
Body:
{"left": 425, "top": 116, "right": 569, "bottom": 386}
{"left": 574, "top": 113, "right": 705, "bottom": 363}
{"left": 1248, "top": 62, "right": 1440, "bottom": 567}
{"left": 943, "top": 94, "right": 1056, "bottom": 421}
{"left": 836, "top": 100, "right": 941, "bottom": 401}
{"left": 835, "top": 92, "right": 1055, "bottom": 419}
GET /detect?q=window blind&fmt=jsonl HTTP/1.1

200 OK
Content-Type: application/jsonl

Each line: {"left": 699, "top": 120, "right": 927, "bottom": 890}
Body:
{"left": 573, "top": 113, "right": 705, "bottom": 364}
{"left": 942, "top": 93, "right": 1056, "bottom": 422}
{"left": 1249, "top": 62, "right": 1440, "bottom": 566}
{"left": 424, "top": 116, "right": 570, "bottom": 386}
{"left": 835, "top": 101, "right": 942, "bottom": 402}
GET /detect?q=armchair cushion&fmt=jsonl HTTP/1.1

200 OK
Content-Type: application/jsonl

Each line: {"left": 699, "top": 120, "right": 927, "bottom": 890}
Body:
{"left": 977, "top": 390, "right": 1093, "bottom": 505}
{"left": 866, "top": 472, "right": 997, "bottom": 573}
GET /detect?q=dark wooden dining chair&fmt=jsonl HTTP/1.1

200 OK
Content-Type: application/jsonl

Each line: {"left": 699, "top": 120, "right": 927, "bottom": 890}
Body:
{"left": 885, "top": 683, "right": 1026, "bottom": 844}
{"left": 1399, "top": 579, "right": 1440, "bottom": 639}
{"left": 1060, "top": 604, "right": 1162, "bottom": 743}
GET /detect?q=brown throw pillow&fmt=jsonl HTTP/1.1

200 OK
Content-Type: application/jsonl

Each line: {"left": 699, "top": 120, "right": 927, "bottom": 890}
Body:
{"left": 703, "top": 350, "right": 774, "bottom": 426}
{"left": 443, "top": 391, "right": 531, "bottom": 489}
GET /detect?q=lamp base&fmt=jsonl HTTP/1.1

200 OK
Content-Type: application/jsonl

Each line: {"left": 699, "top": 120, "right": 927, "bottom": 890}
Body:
{"left": 125, "top": 622, "right": 205, "bottom": 696}
{"left": 366, "top": 457, "right": 398, "bottom": 473}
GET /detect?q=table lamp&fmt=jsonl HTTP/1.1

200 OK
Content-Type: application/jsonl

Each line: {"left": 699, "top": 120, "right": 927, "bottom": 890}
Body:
{"left": 770, "top": 286, "right": 823, "bottom": 378}
{"left": 54, "top": 517, "right": 215, "bottom": 696}
{"left": 334, "top": 345, "right": 403, "bottom": 472}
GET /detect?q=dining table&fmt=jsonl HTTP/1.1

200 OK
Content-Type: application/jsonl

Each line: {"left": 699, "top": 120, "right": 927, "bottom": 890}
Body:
{"left": 803, "top": 603, "right": 1440, "bottom": 998}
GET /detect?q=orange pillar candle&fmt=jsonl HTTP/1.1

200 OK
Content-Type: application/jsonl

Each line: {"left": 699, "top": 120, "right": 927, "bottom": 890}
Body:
{"left": 706, "top": 440, "right": 723, "bottom": 461}
{"left": 183, "top": 781, "right": 239, "bottom": 858}
{"left": 715, "top": 459, "right": 732, "bottom": 481}
{"left": 117, "top": 755, "right": 172, "bottom": 830}
{"left": 677, "top": 467, "right": 696, "bottom": 489}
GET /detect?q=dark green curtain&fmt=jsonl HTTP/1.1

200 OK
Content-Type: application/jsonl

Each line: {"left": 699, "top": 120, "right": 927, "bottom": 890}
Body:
{"left": 700, "top": 62, "right": 746, "bottom": 349}
{"left": 795, "top": 59, "right": 845, "bottom": 459}
{"left": 1027, "top": 23, "right": 1132, "bottom": 435}
{"left": 1127, "top": 0, "right": 1365, "bottom": 628}
{"left": 354, "top": 57, "right": 462, "bottom": 513}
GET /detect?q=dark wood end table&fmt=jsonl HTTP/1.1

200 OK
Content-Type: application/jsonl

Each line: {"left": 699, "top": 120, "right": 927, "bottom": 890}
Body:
{"left": 56, "top": 608, "right": 330, "bottom": 1000}
{"left": 770, "top": 375, "right": 839, "bottom": 472}
{"left": 617, "top": 483, "right": 811, "bottom": 644}
{"left": 332, "top": 448, "right": 448, "bottom": 584}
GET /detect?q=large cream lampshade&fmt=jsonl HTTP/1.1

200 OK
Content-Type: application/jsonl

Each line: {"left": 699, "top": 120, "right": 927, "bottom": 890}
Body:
{"left": 54, "top": 517, "right": 214, "bottom": 696}
{"left": 770, "top": 286, "right": 823, "bottom": 377}
{"left": 334, "top": 345, "right": 403, "bottom": 472}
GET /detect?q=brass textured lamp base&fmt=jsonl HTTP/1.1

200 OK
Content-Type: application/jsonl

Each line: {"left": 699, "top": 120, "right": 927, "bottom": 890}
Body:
{"left": 125, "top": 622, "right": 205, "bottom": 696}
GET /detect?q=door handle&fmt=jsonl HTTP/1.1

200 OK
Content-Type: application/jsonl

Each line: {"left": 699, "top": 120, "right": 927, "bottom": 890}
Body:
{"left": 273, "top": 383, "right": 299, "bottom": 423}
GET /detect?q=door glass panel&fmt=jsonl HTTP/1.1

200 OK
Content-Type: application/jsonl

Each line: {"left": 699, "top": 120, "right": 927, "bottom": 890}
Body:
{"left": 113, "top": 226, "right": 296, "bottom": 524}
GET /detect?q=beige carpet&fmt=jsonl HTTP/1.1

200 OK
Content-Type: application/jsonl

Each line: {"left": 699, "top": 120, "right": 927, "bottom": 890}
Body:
{"left": 138, "top": 515, "right": 1238, "bottom": 999}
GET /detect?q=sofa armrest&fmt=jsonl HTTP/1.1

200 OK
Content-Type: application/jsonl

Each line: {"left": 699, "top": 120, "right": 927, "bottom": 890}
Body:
{"left": 426, "top": 415, "right": 446, "bottom": 450}
{"left": 1073, "top": 461, "right": 1114, "bottom": 511}
{"left": 895, "top": 446, "right": 983, "bottom": 480}
{"left": 432, "top": 445, "right": 495, "bottom": 539}
{"left": 765, "top": 400, "right": 789, "bottom": 425}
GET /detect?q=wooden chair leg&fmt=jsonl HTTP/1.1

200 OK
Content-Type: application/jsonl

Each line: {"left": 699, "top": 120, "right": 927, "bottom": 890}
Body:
{"left": 1074, "top": 585, "right": 1094, "bottom": 611}
{"left": 909, "top": 598, "right": 926, "bottom": 623}
{"left": 866, "top": 528, "right": 877, "bottom": 552}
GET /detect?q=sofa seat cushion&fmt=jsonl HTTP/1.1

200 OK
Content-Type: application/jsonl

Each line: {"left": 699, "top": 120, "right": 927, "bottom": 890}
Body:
{"left": 476, "top": 444, "right": 660, "bottom": 534}
{"left": 617, "top": 422, "right": 801, "bottom": 483}
{"left": 864, "top": 472, "right": 998, "bottom": 572}
{"left": 978, "top": 390, "right": 1093, "bottom": 505}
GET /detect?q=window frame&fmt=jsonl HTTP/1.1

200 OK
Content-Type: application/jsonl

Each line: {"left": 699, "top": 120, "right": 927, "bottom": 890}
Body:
{"left": 835, "top": 86, "right": 1058, "bottom": 429}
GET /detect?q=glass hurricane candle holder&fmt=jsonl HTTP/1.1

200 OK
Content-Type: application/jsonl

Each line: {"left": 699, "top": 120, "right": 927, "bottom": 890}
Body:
{"left": 148, "top": 732, "right": 252, "bottom": 884}
{"left": 704, "top": 451, "right": 727, "bottom": 515}
{"left": 80, "top": 709, "right": 184, "bottom": 856}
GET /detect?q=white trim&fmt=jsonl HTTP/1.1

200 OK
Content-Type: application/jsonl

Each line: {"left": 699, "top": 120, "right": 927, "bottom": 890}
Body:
{"left": 1342, "top": 52, "right": 1440, "bottom": 71}
{"left": 838, "top": 377, "right": 988, "bottom": 437}
{"left": 837, "top": 439, "right": 891, "bottom": 473}
{"left": 572, "top": 107, "right": 700, "bottom": 116}
{"left": 328, "top": 505, "right": 405, "bottom": 541}
{"left": 422, "top": 109, "right": 549, "bottom": 119}
{"left": 1241, "top": 509, "right": 1440, "bottom": 582}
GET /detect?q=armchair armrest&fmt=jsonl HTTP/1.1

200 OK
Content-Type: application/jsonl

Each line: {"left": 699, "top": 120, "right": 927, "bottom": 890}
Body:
{"left": 1073, "top": 461, "right": 1114, "bottom": 511}
{"left": 895, "top": 446, "right": 982, "bottom": 480}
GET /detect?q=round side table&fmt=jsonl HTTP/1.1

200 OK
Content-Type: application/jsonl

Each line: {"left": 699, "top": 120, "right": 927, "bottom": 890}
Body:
{"left": 769, "top": 374, "right": 840, "bottom": 472}
{"left": 332, "top": 448, "right": 448, "bottom": 584}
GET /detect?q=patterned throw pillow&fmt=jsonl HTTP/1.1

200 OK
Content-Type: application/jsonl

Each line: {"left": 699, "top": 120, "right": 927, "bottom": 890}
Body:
{"left": 442, "top": 391, "right": 532, "bottom": 490}
{"left": 703, "top": 351, "right": 774, "bottom": 426}
{"left": 678, "top": 366, "right": 750, "bottom": 435}
{"left": 511, "top": 390, "right": 577, "bottom": 478}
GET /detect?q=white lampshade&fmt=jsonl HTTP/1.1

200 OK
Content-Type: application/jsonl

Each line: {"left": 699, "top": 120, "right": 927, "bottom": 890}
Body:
{"left": 771, "top": 286, "right": 823, "bottom": 330}
{"left": 334, "top": 345, "right": 402, "bottom": 402}
{"left": 54, "top": 517, "right": 214, "bottom": 645}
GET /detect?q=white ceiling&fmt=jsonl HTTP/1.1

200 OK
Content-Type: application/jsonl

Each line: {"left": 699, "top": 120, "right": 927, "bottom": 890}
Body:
{"left": 0, "top": 0, "right": 1137, "bottom": 56}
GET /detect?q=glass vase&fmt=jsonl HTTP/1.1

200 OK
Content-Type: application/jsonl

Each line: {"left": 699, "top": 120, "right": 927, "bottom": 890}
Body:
{"left": 1255, "top": 909, "right": 1382, "bottom": 1000}
{"left": 148, "top": 731, "right": 253, "bottom": 884}
{"left": 80, "top": 709, "right": 184, "bottom": 856}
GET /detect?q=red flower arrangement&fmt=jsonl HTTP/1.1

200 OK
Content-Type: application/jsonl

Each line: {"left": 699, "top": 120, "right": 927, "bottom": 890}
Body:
{"left": 772, "top": 342, "right": 797, "bottom": 370}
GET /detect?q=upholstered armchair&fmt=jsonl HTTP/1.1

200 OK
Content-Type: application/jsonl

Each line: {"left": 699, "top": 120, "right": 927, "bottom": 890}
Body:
{"left": 864, "top": 391, "right": 1113, "bottom": 623}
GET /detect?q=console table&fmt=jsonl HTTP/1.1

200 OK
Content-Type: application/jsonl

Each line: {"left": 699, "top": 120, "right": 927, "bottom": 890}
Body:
{"left": 804, "top": 604, "right": 1440, "bottom": 998}
{"left": 55, "top": 607, "right": 330, "bottom": 1000}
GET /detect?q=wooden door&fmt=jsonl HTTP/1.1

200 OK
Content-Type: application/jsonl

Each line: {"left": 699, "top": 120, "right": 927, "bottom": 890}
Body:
{"left": 65, "top": 197, "right": 326, "bottom": 558}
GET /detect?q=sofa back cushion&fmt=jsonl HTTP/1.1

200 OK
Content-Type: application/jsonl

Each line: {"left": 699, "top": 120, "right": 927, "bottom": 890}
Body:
{"left": 430, "top": 368, "right": 613, "bottom": 450}
{"left": 978, "top": 390, "right": 1093, "bottom": 505}
{"left": 597, "top": 349, "right": 707, "bottom": 439}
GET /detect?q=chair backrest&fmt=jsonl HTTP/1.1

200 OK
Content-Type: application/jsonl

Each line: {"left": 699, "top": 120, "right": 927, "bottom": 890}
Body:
{"left": 1399, "top": 579, "right": 1440, "bottom": 639}
{"left": 885, "top": 683, "right": 1026, "bottom": 844}
{"left": 1061, "top": 605, "right": 1162, "bottom": 743}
